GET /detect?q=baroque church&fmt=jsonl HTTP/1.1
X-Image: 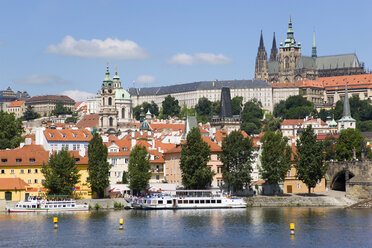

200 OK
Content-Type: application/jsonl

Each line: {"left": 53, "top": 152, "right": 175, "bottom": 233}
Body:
{"left": 99, "top": 65, "right": 133, "bottom": 134}
{"left": 255, "top": 17, "right": 366, "bottom": 83}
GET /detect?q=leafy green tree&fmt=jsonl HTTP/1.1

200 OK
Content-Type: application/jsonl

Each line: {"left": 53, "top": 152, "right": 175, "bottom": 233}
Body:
{"left": 0, "top": 111, "right": 24, "bottom": 149}
{"left": 133, "top": 101, "right": 159, "bottom": 120}
{"left": 133, "top": 105, "right": 142, "bottom": 120}
{"left": 295, "top": 126, "right": 326, "bottom": 194}
{"left": 122, "top": 171, "right": 129, "bottom": 184}
{"left": 195, "top": 97, "right": 212, "bottom": 123}
{"left": 317, "top": 109, "right": 329, "bottom": 122}
{"left": 273, "top": 95, "right": 314, "bottom": 119}
{"left": 180, "top": 128, "right": 214, "bottom": 189}
{"left": 323, "top": 136, "right": 337, "bottom": 161}
{"left": 88, "top": 132, "right": 111, "bottom": 198}
{"left": 212, "top": 100, "right": 220, "bottom": 115}
{"left": 241, "top": 99, "right": 263, "bottom": 135}
{"left": 150, "top": 101, "right": 159, "bottom": 117}
{"left": 357, "top": 120, "right": 372, "bottom": 132}
{"left": 162, "top": 95, "right": 181, "bottom": 119}
{"left": 259, "top": 131, "right": 291, "bottom": 194}
{"left": 42, "top": 150, "right": 80, "bottom": 195}
{"left": 180, "top": 104, "right": 196, "bottom": 119}
{"left": 263, "top": 118, "right": 282, "bottom": 132}
{"left": 335, "top": 128, "right": 364, "bottom": 161}
{"left": 22, "top": 105, "right": 40, "bottom": 121}
{"left": 51, "top": 101, "right": 72, "bottom": 116}
{"left": 128, "top": 145, "right": 151, "bottom": 194}
{"left": 231, "top": 96, "right": 243, "bottom": 115}
{"left": 221, "top": 131, "right": 255, "bottom": 193}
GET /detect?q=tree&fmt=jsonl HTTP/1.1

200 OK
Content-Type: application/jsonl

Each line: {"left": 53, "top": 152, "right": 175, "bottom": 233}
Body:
{"left": 323, "top": 136, "right": 337, "bottom": 161}
{"left": 212, "top": 100, "right": 220, "bottom": 115}
{"left": 88, "top": 132, "right": 111, "bottom": 198}
{"left": 22, "top": 105, "right": 40, "bottom": 121}
{"left": 335, "top": 128, "right": 364, "bottom": 161}
{"left": 0, "top": 111, "right": 23, "bottom": 150}
{"left": 357, "top": 120, "right": 372, "bottom": 132}
{"left": 133, "top": 101, "right": 159, "bottom": 120}
{"left": 162, "top": 95, "right": 181, "bottom": 119}
{"left": 51, "top": 101, "right": 72, "bottom": 116}
{"left": 180, "top": 128, "right": 214, "bottom": 189}
{"left": 150, "top": 101, "right": 159, "bottom": 117}
{"left": 317, "top": 109, "right": 329, "bottom": 122}
{"left": 122, "top": 171, "right": 129, "bottom": 184}
{"left": 42, "top": 150, "right": 80, "bottom": 195}
{"left": 295, "top": 125, "right": 326, "bottom": 194}
{"left": 273, "top": 95, "right": 314, "bottom": 119}
{"left": 128, "top": 145, "right": 151, "bottom": 194}
{"left": 263, "top": 118, "right": 282, "bottom": 132}
{"left": 195, "top": 97, "right": 212, "bottom": 123}
{"left": 221, "top": 131, "right": 255, "bottom": 193}
{"left": 179, "top": 104, "right": 196, "bottom": 119}
{"left": 231, "top": 96, "right": 243, "bottom": 115}
{"left": 241, "top": 99, "right": 263, "bottom": 135}
{"left": 259, "top": 131, "right": 291, "bottom": 194}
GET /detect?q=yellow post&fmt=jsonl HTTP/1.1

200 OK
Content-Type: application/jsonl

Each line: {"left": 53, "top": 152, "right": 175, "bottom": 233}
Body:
{"left": 290, "top": 223, "right": 295, "bottom": 235}
{"left": 53, "top": 217, "right": 58, "bottom": 229}
{"left": 119, "top": 218, "right": 124, "bottom": 230}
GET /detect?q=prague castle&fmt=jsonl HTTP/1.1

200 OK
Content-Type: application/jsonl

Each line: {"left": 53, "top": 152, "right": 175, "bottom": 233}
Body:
{"left": 255, "top": 17, "right": 366, "bottom": 83}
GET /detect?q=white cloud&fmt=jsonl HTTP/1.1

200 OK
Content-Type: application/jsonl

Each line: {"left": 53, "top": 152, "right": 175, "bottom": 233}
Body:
{"left": 14, "top": 75, "right": 69, "bottom": 85}
{"left": 168, "top": 53, "right": 232, "bottom": 65}
{"left": 45, "top": 35, "right": 148, "bottom": 60}
{"left": 135, "top": 75, "right": 156, "bottom": 84}
{"left": 60, "top": 90, "right": 96, "bottom": 102}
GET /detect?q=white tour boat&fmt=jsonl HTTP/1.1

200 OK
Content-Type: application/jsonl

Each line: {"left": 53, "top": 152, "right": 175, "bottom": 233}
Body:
{"left": 131, "top": 190, "right": 246, "bottom": 209}
{"left": 7, "top": 196, "right": 89, "bottom": 213}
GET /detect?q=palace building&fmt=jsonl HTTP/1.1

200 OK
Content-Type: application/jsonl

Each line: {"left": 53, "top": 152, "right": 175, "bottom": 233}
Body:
{"left": 255, "top": 17, "right": 366, "bottom": 84}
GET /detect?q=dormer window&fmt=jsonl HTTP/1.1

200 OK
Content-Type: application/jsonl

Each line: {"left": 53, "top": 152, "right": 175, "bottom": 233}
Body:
{"left": 1, "top": 158, "right": 7, "bottom": 163}
{"left": 29, "top": 158, "right": 35, "bottom": 163}
{"left": 49, "top": 133, "right": 54, "bottom": 138}
{"left": 84, "top": 134, "right": 89, "bottom": 138}
{"left": 123, "top": 147, "right": 129, "bottom": 151}
{"left": 62, "top": 134, "right": 66, "bottom": 138}
{"left": 16, "top": 158, "right": 22, "bottom": 163}
{"left": 75, "top": 158, "right": 80, "bottom": 162}
{"left": 73, "top": 133, "right": 77, "bottom": 138}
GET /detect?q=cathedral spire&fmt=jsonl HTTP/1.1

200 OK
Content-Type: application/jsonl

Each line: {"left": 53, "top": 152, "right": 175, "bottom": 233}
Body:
{"left": 255, "top": 30, "right": 268, "bottom": 81}
{"left": 269, "top": 32, "right": 278, "bottom": 61}
{"left": 312, "top": 31, "right": 317, "bottom": 58}
{"left": 284, "top": 15, "right": 298, "bottom": 48}
{"left": 259, "top": 30, "right": 265, "bottom": 50}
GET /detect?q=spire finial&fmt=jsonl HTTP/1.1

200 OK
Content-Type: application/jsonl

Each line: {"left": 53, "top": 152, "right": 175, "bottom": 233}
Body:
{"left": 312, "top": 30, "right": 317, "bottom": 58}
{"left": 115, "top": 65, "right": 118, "bottom": 75}
{"left": 259, "top": 30, "right": 264, "bottom": 49}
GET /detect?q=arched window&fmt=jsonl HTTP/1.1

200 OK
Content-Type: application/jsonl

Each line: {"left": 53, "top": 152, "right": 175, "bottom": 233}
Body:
{"left": 284, "top": 56, "right": 289, "bottom": 69}
{"left": 121, "top": 108, "right": 125, "bottom": 119}
{"left": 100, "top": 117, "right": 103, "bottom": 127}
{"left": 108, "top": 97, "right": 112, "bottom": 106}
{"left": 102, "top": 98, "right": 105, "bottom": 106}
{"left": 109, "top": 117, "right": 113, "bottom": 127}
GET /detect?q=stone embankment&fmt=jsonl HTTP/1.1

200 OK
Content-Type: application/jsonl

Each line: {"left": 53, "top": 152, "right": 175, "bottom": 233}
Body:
{"left": 76, "top": 198, "right": 129, "bottom": 209}
{"left": 244, "top": 194, "right": 358, "bottom": 207}
{"left": 347, "top": 198, "right": 372, "bottom": 208}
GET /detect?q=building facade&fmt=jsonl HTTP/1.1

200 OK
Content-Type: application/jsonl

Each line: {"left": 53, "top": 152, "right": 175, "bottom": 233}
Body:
{"left": 25, "top": 95, "right": 75, "bottom": 116}
{"left": 6, "top": 100, "right": 26, "bottom": 119}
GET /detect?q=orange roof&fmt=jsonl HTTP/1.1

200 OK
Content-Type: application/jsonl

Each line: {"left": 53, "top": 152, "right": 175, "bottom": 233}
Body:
{"left": 202, "top": 136, "right": 222, "bottom": 152}
{"left": 44, "top": 129, "right": 92, "bottom": 142}
{"left": 0, "top": 178, "right": 29, "bottom": 190}
{"left": 76, "top": 114, "right": 99, "bottom": 128}
{"left": 8, "top": 100, "right": 25, "bottom": 107}
{"left": 281, "top": 116, "right": 327, "bottom": 126}
{"left": 270, "top": 82, "right": 299, "bottom": 88}
{"left": 0, "top": 145, "right": 49, "bottom": 166}
{"left": 320, "top": 74, "right": 372, "bottom": 88}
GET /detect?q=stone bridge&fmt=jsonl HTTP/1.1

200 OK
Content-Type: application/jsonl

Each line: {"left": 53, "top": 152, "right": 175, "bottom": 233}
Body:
{"left": 326, "top": 159, "right": 372, "bottom": 199}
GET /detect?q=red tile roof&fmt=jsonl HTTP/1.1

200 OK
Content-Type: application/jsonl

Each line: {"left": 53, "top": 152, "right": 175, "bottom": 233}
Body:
{"left": 26, "top": 95, "right": 75, "bottom": 103}
{"left": 76, "top": 114, "right": 99, "bottom": 128}
{"left": 8, "top": 100, "right": 25, "bottom": 107}
{"left": 44, "top": 129, "right": 92, "bottom": 142}
{"left": 0, "top": 178, "right": 29, "bottom": 190}
{"left": 0, "top": 145, "right": 49, "bottom": 166}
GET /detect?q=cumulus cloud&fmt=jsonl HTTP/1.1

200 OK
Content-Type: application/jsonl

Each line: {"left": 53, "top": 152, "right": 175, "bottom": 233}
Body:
{"left": 45, "top": 35, "right": 148, "bottom": 60}
{"left": 168, "top": 53, "right": 232, "bottom": 65}
{"left": 14, "top": 75, "right": 70, "bottom": 85}
{"left": 135, "top": 75, "right": 156, "bottom": 84}
{"left": 60, "top": 90, "right": 96, "bottom": 102}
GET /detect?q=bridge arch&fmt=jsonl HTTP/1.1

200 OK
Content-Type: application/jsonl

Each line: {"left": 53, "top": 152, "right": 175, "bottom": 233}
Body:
{"left": 330, "top": 170, "right": 355, "bottom": 191}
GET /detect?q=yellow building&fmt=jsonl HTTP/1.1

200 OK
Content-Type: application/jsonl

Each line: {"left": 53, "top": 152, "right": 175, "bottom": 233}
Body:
{"left": 0, "top": 144, "right": 91, "bottom": 201}
{"left": 284, "top": 165, "right": 326, "bottom": 194}
{"left": 0, "top": 178, "right": 29, "bottom": 201}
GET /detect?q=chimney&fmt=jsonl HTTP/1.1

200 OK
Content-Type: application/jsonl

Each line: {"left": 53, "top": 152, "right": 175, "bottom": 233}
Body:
{"left": 152, "top": 139, "right": 155, "bottom": 149}
{"left": 131, "top": 139, "right": 136, "bottom": 148}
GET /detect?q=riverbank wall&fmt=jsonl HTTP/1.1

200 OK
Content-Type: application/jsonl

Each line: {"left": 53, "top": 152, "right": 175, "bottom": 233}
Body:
{"left": 245, "top": 194, "right": 357, "bottom": 207}
{"left": 76, "top": 198, "right": 129, "bottom": 209}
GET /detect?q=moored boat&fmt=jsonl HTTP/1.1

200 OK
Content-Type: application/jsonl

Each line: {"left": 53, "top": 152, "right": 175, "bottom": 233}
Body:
{"left": 131, "top": 190, "right": 246, "bottom": 209}
{"left": 6, "top": 195, "right": 89, "bottom": 213}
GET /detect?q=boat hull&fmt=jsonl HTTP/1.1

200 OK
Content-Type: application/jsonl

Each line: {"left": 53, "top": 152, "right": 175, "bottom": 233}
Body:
{"left": 7, "top": 208, "right": 89, "bottom": 213}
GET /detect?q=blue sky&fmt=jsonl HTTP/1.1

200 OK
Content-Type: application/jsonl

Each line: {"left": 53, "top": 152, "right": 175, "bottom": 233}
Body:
{"left": 0, "top": 0, "right": 371, "bottom": 101}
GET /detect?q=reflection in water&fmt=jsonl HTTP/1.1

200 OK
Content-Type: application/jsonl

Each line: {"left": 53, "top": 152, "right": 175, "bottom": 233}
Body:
{"left": 0, "top": 208, "right": 371, "bottom": 247}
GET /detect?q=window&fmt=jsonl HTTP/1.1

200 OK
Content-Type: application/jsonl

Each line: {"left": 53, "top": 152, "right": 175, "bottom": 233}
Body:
{"left": 41, "top": 179, "right": 45, "bottom": 183}
{"left": 28, "top": 169, "right": 32, "bottom": 174}
{"left": 123, "top": 147, "right": 129, "bottom": 151}
{"left": 20, "top": 169, "right": 24, "bottom": 174}
{"left": 167, "top": 200, "right": 172, "bottom": 204}
{"left": 297, "top": 183, "right": 301, "bottom": 189}
{"left": 111, "top": 159, "right": 117, "bottom": 165}
{"left": 287, "top": 170, "right": 291, "bottom": 177}
{"left": 1, "top": 158, "right": 7, "bottom": 163}
{"left": 158, "top": 200, "right": 163, "bottom": 204}
{"left": 73, "top": 144, "right": 78, "bottom": 151}
{"left": 29, "top": 158, "right": 35, "bottom": 163}
{"left": 34, "top": 169, "right": 38, "bottom": 173}
{"left": 28, "top": 179, "right": 31, "bottom": 184}
{"left": 1, "top": 169, "right": 4, "bottom": 174}
{"left": 34, "top": 179, "right": 38, "bottom": 183}
{"left": 16, "top": 158, "right": 22, "bottom": 163}
{"left": 10, "top": 169, "right": 14, "bottom": 174}
{"left": 156, "top": 175, "right": 160, "bottom": 180}
{"left": 124, "top": 158, "right": 129, "bottom": 163}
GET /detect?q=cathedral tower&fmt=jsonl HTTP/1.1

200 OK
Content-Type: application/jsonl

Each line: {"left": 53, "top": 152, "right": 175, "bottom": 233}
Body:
{"left": 254, "top": 31, "right": 269, "bottom": 81}
{"left": 278, "top": 16, "right": 302, "bottom": 83}
{"left": 269, "top": 32, "right": 278, "bottom": 62}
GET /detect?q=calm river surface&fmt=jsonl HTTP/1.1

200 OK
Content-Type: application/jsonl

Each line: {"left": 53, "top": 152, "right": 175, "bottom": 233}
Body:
{"left": 0, "top": 208, "right": 371, "bottom": 248}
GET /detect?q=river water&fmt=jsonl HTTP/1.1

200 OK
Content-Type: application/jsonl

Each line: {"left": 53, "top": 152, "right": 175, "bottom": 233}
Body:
{"left": 0, "top": 208, "right": 371, "bottom": 248}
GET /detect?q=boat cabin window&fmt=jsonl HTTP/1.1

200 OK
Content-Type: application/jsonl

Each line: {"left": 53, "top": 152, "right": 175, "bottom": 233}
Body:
{"left": 158, "top": 200, "right": 163, "bottom": 204}
{"left": 217, "top": 200, "right": 222, "bottom": 203}
{"left": 211, "top": 200, "right": 216, "bottom": 203}
{"left": 195, "top": 200, "right": 199, "bottom": 204}
{"left": 54, "top": 205, "right": 57, "bottom": 208}
{"left": 183, "top": 200, "right": 188, "bottom": 204}
{"left": 32, "top": 205, "right": 36, "bottom": 208}
{"left": 67, "top": 205, "right": 70, "bottom": 207}
{"left": 200, "top": 200, "right": 205, "bottom": 204}
{"left": 189, "top": 200, "right": 194, "bottom": 204}
{"left": 167, "top": 200, "right": 172, "bottom": 204}
{"left": 63, "top": 205, "right": 66, "bottom": 207}
{"left": 178, "top": 200, "right": 182, "bottom": 204}
{"left": 72, "top": 204, "right": 75, "bottom": 207}
{"left": 206, "top": 200, "right": 210, "bottom": 204}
